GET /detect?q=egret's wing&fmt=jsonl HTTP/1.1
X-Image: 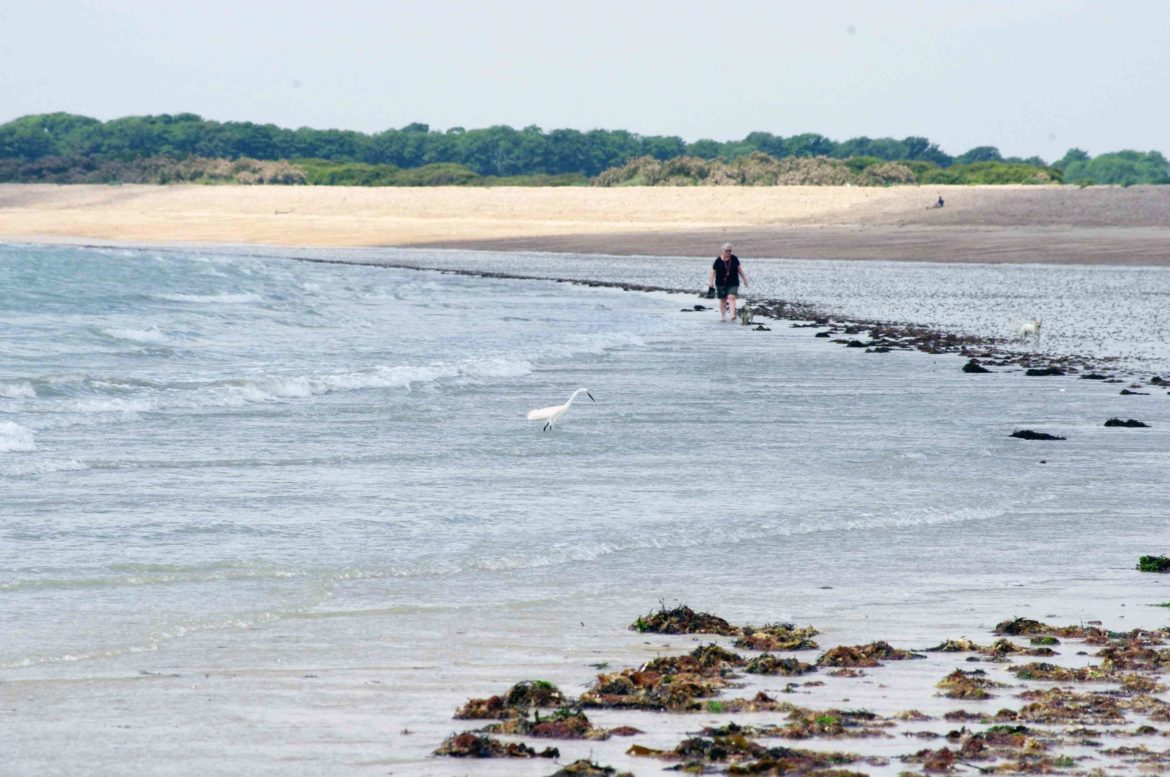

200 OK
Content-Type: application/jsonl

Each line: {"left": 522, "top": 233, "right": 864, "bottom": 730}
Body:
{"left": 527, "top": 405, "right": 560, "bottom": 420}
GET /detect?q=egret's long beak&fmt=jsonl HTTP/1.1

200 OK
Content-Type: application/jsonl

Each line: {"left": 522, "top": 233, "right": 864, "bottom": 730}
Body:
{"left": 587, "top": 391, "right": 595, "bottom": 402}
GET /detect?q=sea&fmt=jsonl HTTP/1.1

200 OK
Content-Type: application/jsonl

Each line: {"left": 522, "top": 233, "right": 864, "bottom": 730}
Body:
{"left": 2, "top": 242, "right": 1169, "bottom": 776}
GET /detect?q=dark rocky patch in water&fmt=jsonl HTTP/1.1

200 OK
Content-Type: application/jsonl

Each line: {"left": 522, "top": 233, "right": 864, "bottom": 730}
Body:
{"left": 1105, "top": 417, "right": 1149, "bottom": 427}
{"left": 1011, "top": 429, "right": 1066, "bottom": 441}
{"left": 962, "top": 359, "right": 991, "bottom": 373}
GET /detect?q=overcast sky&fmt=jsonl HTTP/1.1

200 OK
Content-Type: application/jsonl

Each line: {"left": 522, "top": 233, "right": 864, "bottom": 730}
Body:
{"left": 1, "top": 1, "right": 1167, "bottom": 162}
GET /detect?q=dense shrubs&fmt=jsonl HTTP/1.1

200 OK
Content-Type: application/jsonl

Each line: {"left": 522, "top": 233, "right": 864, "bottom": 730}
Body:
{"left": 0, "top": 155, "right": 306, "bottom": 184}
{"left": 597, "top": 153, "right": 989, "bottom": 187}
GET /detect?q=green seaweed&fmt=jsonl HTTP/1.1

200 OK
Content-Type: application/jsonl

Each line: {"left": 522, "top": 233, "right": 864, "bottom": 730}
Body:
{"left": 1138, "top": 555, "right": 1170, "bottom": 573}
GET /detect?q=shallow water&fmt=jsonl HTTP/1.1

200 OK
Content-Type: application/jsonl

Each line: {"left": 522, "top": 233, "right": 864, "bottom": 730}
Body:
{"left": 300, "top": 245, "right": 1170, "bottom": 373}
{"left": 2, "top": 243, "right": 1169, "bottom": 775}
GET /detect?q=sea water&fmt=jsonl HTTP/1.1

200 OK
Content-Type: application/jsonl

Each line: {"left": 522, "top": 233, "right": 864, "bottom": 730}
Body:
{"left": 2, "top": 243, "right": 1169, "bottom": 776}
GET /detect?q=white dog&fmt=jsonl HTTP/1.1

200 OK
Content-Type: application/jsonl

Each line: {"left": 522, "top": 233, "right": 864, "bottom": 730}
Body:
{"left": 1018, "top": 318, "right": 1042, "bottom": 345}
{"left": 737, "top": 305, "right": 754, "bottom": 326}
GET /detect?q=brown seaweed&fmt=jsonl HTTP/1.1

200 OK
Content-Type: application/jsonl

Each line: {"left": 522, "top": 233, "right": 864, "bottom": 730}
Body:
{"left": 434, "top": 732, "right": 559, "bottom": 758}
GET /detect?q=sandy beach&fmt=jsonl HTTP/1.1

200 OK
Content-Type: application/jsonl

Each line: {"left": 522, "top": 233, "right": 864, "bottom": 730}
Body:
{"left": 3, "top": 183, "right": 1170, "bottom": 264}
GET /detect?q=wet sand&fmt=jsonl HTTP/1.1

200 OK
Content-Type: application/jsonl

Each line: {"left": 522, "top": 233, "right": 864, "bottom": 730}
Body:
{"left": 3, "top": 183, "right": 1170, "bottom": 264}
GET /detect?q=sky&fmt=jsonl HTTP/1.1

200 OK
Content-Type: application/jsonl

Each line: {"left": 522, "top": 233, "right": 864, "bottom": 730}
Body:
{"left": 1, "top": 0, "right": 1168, "bottom": 162}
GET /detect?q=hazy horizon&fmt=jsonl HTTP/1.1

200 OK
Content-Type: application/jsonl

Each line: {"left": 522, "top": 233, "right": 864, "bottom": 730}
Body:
{"left": 2, "top": 0, "right": 1168, "bottom": 162}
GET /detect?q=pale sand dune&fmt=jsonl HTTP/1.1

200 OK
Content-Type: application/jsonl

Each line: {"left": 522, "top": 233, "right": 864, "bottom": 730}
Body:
{"left": 2, "top": 183, "right": 1170, "bottom": 264}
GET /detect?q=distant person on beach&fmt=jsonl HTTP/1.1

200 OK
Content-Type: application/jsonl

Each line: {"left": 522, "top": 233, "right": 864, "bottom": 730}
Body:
{"left": 936, "top": 194, "right": 945, "bottom": 208}
{"left": 708, "top": 243, "right": 749, "bottom": 322}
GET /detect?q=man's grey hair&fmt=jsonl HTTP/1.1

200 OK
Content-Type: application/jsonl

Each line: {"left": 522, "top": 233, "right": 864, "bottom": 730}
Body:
{"left": 722, "top": 243, "right": 733, "bottom": 251}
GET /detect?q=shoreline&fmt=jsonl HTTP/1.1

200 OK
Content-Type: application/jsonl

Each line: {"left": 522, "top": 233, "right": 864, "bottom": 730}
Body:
{"left": 414, "top": 224, "right": 1170, "bottom": 265}
{"left": 4, "top": 183, "right": 1170, "bottom": 265}
{"left": 11, "top": 236, "right": 1167, "bottom": 381}
{"left": 294, "top": 255, "right": 1162, "bottom": 384}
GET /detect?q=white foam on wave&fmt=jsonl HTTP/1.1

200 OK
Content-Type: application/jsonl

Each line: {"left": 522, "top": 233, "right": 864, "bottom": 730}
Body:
{"left": 455, "top": 502, "right": 1016, "bottom": 575}
{"left": 63, "top": 396, "right": 156, "bottom": 414}
{"left": 98, "top": 326, "right": 171, "bottom": 345}
{"left": 0, "top": 608, "right": 294, "bottom": 670}
{"left": 0, "top": 458, "right": 87, "bottom": 476}
{"left": 0, "top": 560, "right": 300, "bottom": 593}
{"left": 156, "top": 291, "right": 263, "bottom": 304}
{"left": 217, "top": 356, "right": 533, "bottom": 404}
{"left": 557, "top": 330, "right": 647, "bottom": 356}
{"left": 262, "top": 503, "right": 1014, "bottom": 582}
{"left": 0, "top": 421, "right": 36, "bottom": 452}
{"left": 16, "top": 356, "right": 535, "bottom": 425}
{"left": 0, "top": 381, "right": 36, "bottom": 399}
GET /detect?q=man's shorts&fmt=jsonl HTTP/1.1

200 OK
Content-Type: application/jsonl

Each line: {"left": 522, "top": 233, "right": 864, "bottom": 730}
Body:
{"left": 716, "top": 284, "right": 739, "bottom": 299}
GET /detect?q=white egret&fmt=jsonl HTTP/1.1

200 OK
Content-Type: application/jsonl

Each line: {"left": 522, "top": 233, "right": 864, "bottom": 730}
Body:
{"left": 1018, "top": 318, "right": 1042, "bottom": 346}
{"left": 527, "top": 388, "right": 595, "bottom": 431}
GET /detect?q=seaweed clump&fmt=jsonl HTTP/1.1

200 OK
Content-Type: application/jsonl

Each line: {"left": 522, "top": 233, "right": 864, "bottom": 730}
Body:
{"left": 548, "top": 760, "right": 634, "bottom": 777}
{"left": 993, "top": 618, "right": 1105, "bottom": 640}
{"left": 925, "top": 637, "right": 984, "bottom": 653}
{"left": 630, "top": 604, "right": 738, "bottom": 635}
{"left": 744, "top": 653, "right": 817, "bottom": 676}
{"left": 1010, "top": 661, "right": 1116, "bottom": 682}
{"left": 1016, "top": 688, "right": 1129, "bottom": 725}
{"left": 700, "top": 710, "right": 892, "bottom": 741}
{"left": 780, "top": 708, "right": 893, "bottom": 740}
{"left": 936, "top": 669, "right": 1005, "bottom": 699}
{"left": 817, "top": 641, "right": 925, "bottom": 668}
{"left": 484, "top": 707, "right": 611, "bottom": 740}
{"left": 1138, "top": 555, "right": 1170, "bottom": 572}
{"left": 454, "top": 679, "right": 568, "bottom": 719}
{"left": 900, "top": 724, "right": 1074, "bottom": 774}
{"left": 433, "top": 732, "right": 559, "bottom": 758}
{"left": 627, "top": 731, "right": 877, "bottom": 774}
{"left": 734, "top": 622, "right": 820, "bottom": 651}
{"left": 1098, "top": 637, "right": 1170, "bottom": 672}
{"left": 923, "top": 636, "right": 1057, "bottom": 659}
{"left": 579, "top": 648, "right": 737, "bottom": 711}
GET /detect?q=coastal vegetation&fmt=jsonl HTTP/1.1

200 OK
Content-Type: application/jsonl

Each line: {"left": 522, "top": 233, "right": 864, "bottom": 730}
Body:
{"left": 1, "top": 112, "right": 1167, "bottom": 186}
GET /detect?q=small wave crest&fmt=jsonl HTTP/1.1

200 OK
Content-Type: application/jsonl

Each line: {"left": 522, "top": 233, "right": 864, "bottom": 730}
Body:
{"left": 96, "top": 326, "right": 171, "bottom": 345}
{"left": 415, "top": 503, "right": 1016, "bottom": 577}
{"left": 0, "top": 560, "right": 302, "bottom": 593}
{"left": 0, "top": 421, "right": 36, "bottom": 452}
{"left": 0, "top": 381, "right": 36, "bottom": 399}
{"left": 156, "top": 291, "right": 263, "bottom": 304}
{"left": 216, "top": 356, "right": 533, "bottom": 403}
{"left": 0, "top": 608, "right": 297, "bottom": 669}
{"left": 0, "top": 458, "right": 87, "bottom": 476}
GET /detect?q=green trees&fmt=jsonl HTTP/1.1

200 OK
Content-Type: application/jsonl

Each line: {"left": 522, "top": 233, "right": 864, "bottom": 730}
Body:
{"left": 1, "top": 112, "right": 1166, "bottom": 186}
{"left": 1060, "top": 150, "right": 1170, "bottom": 185}
{"left": 954, "top": 146, "right": 1003, "bottom": 164}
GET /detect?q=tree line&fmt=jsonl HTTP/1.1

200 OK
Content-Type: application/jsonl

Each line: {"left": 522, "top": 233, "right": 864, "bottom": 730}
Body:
{"left": 0, "top": 112, "right": 1166, "bottom": 185}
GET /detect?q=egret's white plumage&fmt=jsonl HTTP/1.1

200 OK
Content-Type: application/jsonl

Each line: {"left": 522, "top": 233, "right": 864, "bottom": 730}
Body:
{"left": 1018, "top": 318, "right": 1042, "bottom": 346}
{"left": 527, "top": 387, "right": 595, "bottom": 431}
